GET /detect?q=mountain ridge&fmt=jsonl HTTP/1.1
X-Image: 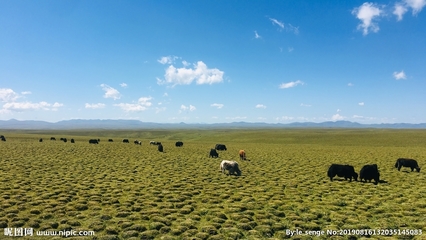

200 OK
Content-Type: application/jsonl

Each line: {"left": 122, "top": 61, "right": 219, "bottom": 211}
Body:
{"left": 1, "top": 119, "right": 426, "bottom": 129}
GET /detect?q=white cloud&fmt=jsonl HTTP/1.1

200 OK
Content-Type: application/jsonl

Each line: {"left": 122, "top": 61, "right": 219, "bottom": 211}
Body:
{"left": 255, "top": 104, "right": 266, "bottom": 109}
{"left": 85, "top": 103, "right": 106, "bottom": 109}
{"left": 268, "top": 18, "right": 299, "bottom": 34}
{"left": 158, "top": 61, "right": 224, "bottom": 86}
{"left": 180, "top": 104, "right": 196, "bottom": 112}
{"left": 288, "top": 47, "right": 294, "bottom": 52}
{"left": 100, "top": 84, "right": 121, "bottom": 100}
{"left": 352, "top": 3, "right": 383, "bottom": 35}
{"left": 348, "top": 83, "right": 354, "bottom": 87}
{"left": 120, "top": 83, "right": 127, "bottom": 88}
{"left": 405, "top": 0, "right": 426, "bottom": 14}
{"left": 155, "top": 107, "right": 166, "bottom": 113}
{"left": 138, "top": 97, "right": 153, "bottom": 107}
{"left": 226, "top": 116, "right": 247, "bottom": 120}
{"left": 331, "top": 113, "right": 345, "bottom": 121}
{"left": 0, "top": 88, "right": 20, "bottom": 102}
{"left": 3, "top": 101, "right": 64, "bottom": 112}
{"left": 394, "top": 3, "right": 408, "bottom": 20}
{"left": 114, "top": 103, "right": 146, "bottom": 112}
{"left": 182, "top": 61, "right": 190, "bottom": 67}
{"left": 158, "top": 56, "right": 178, "bottom": 65}
{"left": 113, "top": 97, "right": 152, "bottom": 112}
{"left": 300, "top": 103, "right": 311, "bottom": 107}
{"left": 279, "top": 80, "right": 304, "bottom": 89}
{"left": 286, "top": 24, "right": 299, "bottom": 35}
{"left": 254, "top": 31, "right": 262, "bottom": 39}
{"left": 0, "top": 88, "right": 64, "bottom": 113}
{"left": 163, "top": 92, "right": 168, "bottom": 97}
{"left": 393, "top": 70, "right": 407, "bottom": 80}
{"left": 276, "top": 116, "right": 294, "bottom": 121}
{"left": 337, "top": 109, "right": 341, "bottom": 112}
{"left": 211, "top": 103, "right": 224, "bottom": 109}
{"left": 359, "top": 102, "right": 365, "bottom": 106}
{"left": 269, "top": 18, "right": 284, "bottom": 29}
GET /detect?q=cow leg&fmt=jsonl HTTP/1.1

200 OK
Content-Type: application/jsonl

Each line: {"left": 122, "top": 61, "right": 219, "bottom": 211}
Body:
{"left": 398, "top": 166, "right": 401, "bottom": 171}
{"left": 410, "top": 167, "right": 414, "bottom": 171}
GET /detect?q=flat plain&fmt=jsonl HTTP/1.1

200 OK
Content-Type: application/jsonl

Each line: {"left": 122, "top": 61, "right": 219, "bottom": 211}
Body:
{"left": 0, "top": 128, "right": 425, "bottom": 240}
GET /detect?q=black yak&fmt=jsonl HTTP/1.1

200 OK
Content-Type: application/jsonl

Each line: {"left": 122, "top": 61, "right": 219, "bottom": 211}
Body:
{"left": 360, "top": 164, "right": 380, "bottom": 185}
{"left": 158, "top": 144, "right": 164, "bottom": 152}
{"left": 395, "top": 158, "right": 421, "bottom": 172}
{"left": 89, "top": 139, "right": 99, "bottom": 144}
{"left": 215, "top": 144, "right": 227, "bottom": 151}
{"left": 175, "top": 141, "right": 183, "bottom": 147}
{"left": 209, "top": 149, "right": 219, "bottom": 158}
{"left": 327, "top": 164, "right": 358, "bottom": 182}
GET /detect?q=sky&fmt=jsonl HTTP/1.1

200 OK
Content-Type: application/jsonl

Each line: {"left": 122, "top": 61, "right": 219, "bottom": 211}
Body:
{"left": 1, "top": 0, "right": 425, "bottom": 124}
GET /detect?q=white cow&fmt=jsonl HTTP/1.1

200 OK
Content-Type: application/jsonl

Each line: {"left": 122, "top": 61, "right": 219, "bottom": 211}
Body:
{"left": 220, "top": 160, "right": 241, "bottom": 176}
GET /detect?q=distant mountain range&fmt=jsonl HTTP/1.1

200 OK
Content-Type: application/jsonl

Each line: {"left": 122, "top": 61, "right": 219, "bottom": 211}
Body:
{"left": 1, "top": 119, "right": 426, "bottom": 129}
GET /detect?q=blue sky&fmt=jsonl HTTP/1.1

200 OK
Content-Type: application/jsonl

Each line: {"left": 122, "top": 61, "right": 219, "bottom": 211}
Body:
{"left": 1, "top": 0, "right": 425, "bottom": 124}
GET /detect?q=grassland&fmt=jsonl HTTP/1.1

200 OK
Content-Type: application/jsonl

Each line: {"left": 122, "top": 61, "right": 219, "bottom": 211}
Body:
{"left": 0, "top": 128, "right": 425, "bottom": 240}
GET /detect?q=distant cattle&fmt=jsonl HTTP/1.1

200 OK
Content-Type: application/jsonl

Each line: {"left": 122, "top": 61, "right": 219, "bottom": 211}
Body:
{"left": 395, "top": 158, "right": 421, "bottom": 172}
{"left": 70, "top": 139, "right": 75, "bottom": 143}
{"left": 360, "top": 164, "right": 380, "bottom": 185}
{"left": 209, "top": 149, "right": 219, "bottom": 158}
{"left": 108, "top": 139, "right": 113, "bottom": 142}
{"left": 62, "top": 138, "right": 67, "bottom": 143}
{"left": 239, "top": 150, "right": 246, "bottom": 160}
{"left": 175, "top": 141, "right": 183, "bottom": 147}
{"left": 327, "top": 164, "right": 358, "bottom": 182}
{"left": 134, "top": 140, "right": 141, "bottom": 145}
{"left": 150, "top": 141, "right": 161, "bottom": 145}
{"left": 123, "top": 139, "right": 129, "bottom": 143}
{"left": 158, "top": 144, "right": 164, "bottom": 152}
{"left": 89, "top": 139, "right": 99, "bottom": 144}
{"left": 220, "top": 160, "right": 242, "bottom": 176}
{"left": 39, "top": 138, "right": 43, "bottom": 142}
{"left": 215, "top": 144, "right": 227, "bottom": 151}
{"left": 0, "top": 135, "right": 6, "bottom": 141}
{"left": 50, "top": 137, "right": 56, "bottom": 141}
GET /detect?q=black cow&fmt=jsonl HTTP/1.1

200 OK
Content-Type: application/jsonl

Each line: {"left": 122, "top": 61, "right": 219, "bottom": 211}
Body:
{"left": 62, "top": 138, "right": 67, "bottom": 143}
{"left": 360, "top": 164, "right": 380, "bottom": 185}
{"left": 158, "top": 144, "right": 164, "bottom": 152}
{"left": 89, "top": 139, "right": 99, "bottom": 144}
{"left": 70, "top": 139, "right": 75, "bottom": 143}
{"left": 175, "top": 141, "right": 183, "bottom": 147}
{"left": 215, "top": 144, "right": 227, "bottom": 151}
{"left": 108, "top": 139, "right": 113, "bottom": 142}
{"left": 134, "top": 140, "right": 141, "bottom": 145}
{"left": 395, "top": 158, "right": 420, "bottom": 172}
{"left": 0, "top": 135, "right": 6, "bottom": 141}
{"left": 123, "top": 139, "right": 129, "bottom": 143}
{"left": 39, "top": 138, "right": 43, "bottom": 142}
{"left": 50, "top": 137, "right": 56, "bottom": 141}
{"left": 209, "top": 148, "right": 219, "bottom": 158}
{"left": 327, "top": 164, "right": 358, "bottom": 182}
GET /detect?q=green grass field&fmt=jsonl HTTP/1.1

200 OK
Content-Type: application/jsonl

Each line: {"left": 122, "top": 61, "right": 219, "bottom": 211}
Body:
{"left": 0, "top": 129, "right": 425, "bottom": 240}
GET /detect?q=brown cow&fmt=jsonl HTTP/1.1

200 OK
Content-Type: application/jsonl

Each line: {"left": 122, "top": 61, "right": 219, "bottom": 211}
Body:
{"left": 239, "top": 150, "right": 246, "bottom": 160}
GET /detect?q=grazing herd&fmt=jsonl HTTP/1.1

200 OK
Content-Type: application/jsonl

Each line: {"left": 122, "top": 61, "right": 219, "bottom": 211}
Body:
{"left": 1, "top": 134, "right": 423, "bottom": 180}
{"left": 328, "top": 158, "right": 421, "bottom": 185}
